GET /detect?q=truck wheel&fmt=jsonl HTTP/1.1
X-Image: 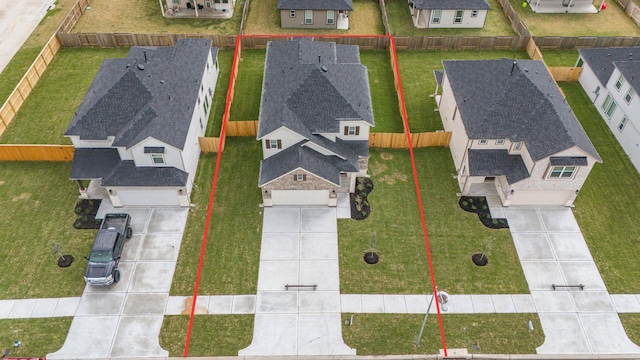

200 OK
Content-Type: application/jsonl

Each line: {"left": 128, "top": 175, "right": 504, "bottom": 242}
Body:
{"left": 114, "top": 270, "right": 121, "bottom": 283}
{"left": 126, "top": 227, "right": 133, "bottom": 239}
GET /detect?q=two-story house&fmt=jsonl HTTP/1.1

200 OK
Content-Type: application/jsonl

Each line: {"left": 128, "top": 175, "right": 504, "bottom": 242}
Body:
{"left": 257, "top": 39, "right": 374, "bottom": 206}
{"left": 437, "top": 58, "right": 601, "bottom": 206}
{"left": 576, "top": 47, "right": 640, "bottom": 174}
{"left": 408, "top": 0, "right": 491, "bottom": 29}
{"left": 65, "top": 39, "right": 219, "bottom": 207}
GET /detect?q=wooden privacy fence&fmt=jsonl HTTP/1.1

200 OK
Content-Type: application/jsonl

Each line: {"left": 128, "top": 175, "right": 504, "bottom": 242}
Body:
{"left": 0, "top": 34, "right": 61, "bottom": 138}
{"left": 199, "top": 137, "right": 221, "bottom": 153}
{"left": 369, "top": 131, "right": 452, "bottom": 148}
{"left": 227, "top": 121, "right": 258, "bottom": 136}
{"left": 58, "top": 0, "right": 91, "bottom": 33}
{"left": 549, "top": 67, "right": 583, "bottom": 82}
{"left": 0, "top": 145, "right": 74, "bottom": 161}
{"left": 56, "top": 33, "right": 239, "bottom": 48}
{"left": 617, "top": 0, "right": 640, "bottom": 26}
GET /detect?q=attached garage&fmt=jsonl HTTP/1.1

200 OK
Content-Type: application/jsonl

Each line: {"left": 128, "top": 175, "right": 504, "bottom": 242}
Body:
{"left": 111, "top": 188, "right": 182, "bottom": 207}
{"left": 509, "top": 190, "right": 574, "bottom": 206}
{"left": 271, "top": 190, "right": 330, "bottom": 206}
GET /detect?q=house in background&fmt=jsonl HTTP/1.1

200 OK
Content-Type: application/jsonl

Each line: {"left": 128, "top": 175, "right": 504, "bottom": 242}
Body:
{"left": 525, "top": 0, "right": 597, "bottom": 13}
{"left": 437, "top": 58, "right": 601, "bottom": 206}
{"left": 576, "top": 47, "right": 640, "bottom": 174}
{"left": 163, "top": 0, "right": 235, "bottom": 18}
{"left": 65, "top": 39, "right": 219, "bottom": 207}
{"left": 408, "top": 0, "right": 490, "bottom": 28}
{"left": 257, "top": 39, "right": 374, "bottom": 206}
{"left": 278, "top": 0, "right": 352, "bottom": 29}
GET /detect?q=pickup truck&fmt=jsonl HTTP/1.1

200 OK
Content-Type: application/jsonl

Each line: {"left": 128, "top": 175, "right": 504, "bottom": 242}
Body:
{"left": 84, "top": 213, "right": 133, "bottom": 286}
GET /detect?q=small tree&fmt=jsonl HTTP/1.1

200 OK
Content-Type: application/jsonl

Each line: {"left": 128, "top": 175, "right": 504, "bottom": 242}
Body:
{"left": 50, "top": 241, "right": 65, "bottom": 261}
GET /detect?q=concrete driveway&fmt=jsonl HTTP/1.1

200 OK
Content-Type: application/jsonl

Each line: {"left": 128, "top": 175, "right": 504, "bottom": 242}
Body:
{"left": 48, "top": 207, "right": 189, "bottom": 359}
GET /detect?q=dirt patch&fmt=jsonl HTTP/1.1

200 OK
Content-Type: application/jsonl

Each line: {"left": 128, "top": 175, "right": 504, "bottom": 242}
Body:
{"left": 380, "top": 152, "right": 393, "bottom": 160}
{"left": 12, "top": 193, "right": 31, "bottom": 201}
{"left": 0, "top": 180, "right": 5, "bottom": 185}
{"left": 370, "top": 161, "right": 387, "bottom": 177}
{"left": 378, "top": 171, "right": 408, "bottom": 185}
{"left": 181, "top": 296, "right": 208, "bottom": 315}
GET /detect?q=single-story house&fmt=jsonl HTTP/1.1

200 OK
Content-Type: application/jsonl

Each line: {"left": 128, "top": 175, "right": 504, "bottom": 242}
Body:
{"left": 525, "top": 0, "right": 597, "bottom": 13}
{"left": 65, "top": 39, "right": 219, "bottom": 207}
{"left": 437, "top": 58, "right": 602, "bottom": 206}
{"left": 576, "top": 47, "right": 640, "bottom": 174}
{"left": 164, "top": 0, "right": 235, "bottom": 18}
{"left": 277, "top": 0, "right": 352, "bottom": 29}
{"left": 257, "top": 39, "right": 374, "bottom": 206}
{"left": 408, "top": 0, "right": 491, "bottom": 28}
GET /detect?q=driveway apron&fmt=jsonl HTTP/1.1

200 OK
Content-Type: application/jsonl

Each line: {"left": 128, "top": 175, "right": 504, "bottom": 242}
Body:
{"left": 239, "top": 207, "right": 355, "bottom": 356}
{"left": 48, "top": 208, "right": 189, "bottom": 359}
{"left": 505, "top": 206, "right": 640, "bottom": 355}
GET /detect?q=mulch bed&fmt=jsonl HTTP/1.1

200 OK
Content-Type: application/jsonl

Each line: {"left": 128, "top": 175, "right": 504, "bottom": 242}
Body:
{"left": 459, "top": 196, "right": 509, "bottom": 229}
{"left": 350, "top": 177, "right": 374, "bottom": 220}
{"left": 73, "top": 199, "right": 102, "bottom": 229}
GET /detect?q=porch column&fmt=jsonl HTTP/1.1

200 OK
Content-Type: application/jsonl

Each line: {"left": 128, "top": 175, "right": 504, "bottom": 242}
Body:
{"left": 76, "top": 180, "right": 89, "bottom": 199}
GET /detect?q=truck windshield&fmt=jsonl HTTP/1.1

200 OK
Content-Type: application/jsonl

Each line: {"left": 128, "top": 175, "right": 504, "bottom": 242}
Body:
{"left": 89, "top": 250, "right": 112, "bottom": 263}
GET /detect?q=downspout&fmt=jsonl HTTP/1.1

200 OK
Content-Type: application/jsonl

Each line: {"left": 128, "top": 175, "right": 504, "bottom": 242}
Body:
{"left": 159, "top": 0, "right": 165, "bottom": 16}
{"left": 566, "top": 0, "right": 574, "bottom": 11}
{"left": 195, "top": 1, "right": 199, "bottom": 17}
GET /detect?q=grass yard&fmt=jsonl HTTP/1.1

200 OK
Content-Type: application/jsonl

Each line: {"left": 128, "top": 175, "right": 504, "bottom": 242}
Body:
{"left": 385, "top": 0, "right": 516, "bottom": 36}
{"left": 541, "top": 50, "right": 579, "bottom": 66}
{"left": 360, "top": 51, "right": 404, "bottom": 133}
{"left": 72, "top": 0, "right": 242, "bottom": 34}
{"left": 342, "top": 313, "right": 544, "bottom": 354}
{"left": 338, "top": 147, "right": 529, "bottom": 294}
{"left": 0, "top": 318, "right": 72, "bottom": 358}
{"left": 244, "top": 0, "right": 384, "bottom": 35}
{"left": 170, "top": 138, "right": 263, "bottom": 296}
{"left": 160, "top": 315, "right": 254, "bottom": 356}
{"left": 396, "top": 50, "right": 529, "bottom": 133}
{"left": 0, "top": 48, "right": 129, "bottom": 144}
{"left": 512, "top": 0, "right": 640, "bottom": 36}
{"left": 560, "top": 82, "right": 640, "bottom": 294}
{"left": 229, "top": 50, "right": 265, "bottom": 121}
{"left": 206, "top": 50, "right": 234, "bottom": 137}
{"left": 0, "top": 162, "right": 95, "bottom": 299}
{"left": 620, "top": 314, "right": 640, "bottom": 347}
{"left": 0, "top": 0, "right": 77, "bottom": 105}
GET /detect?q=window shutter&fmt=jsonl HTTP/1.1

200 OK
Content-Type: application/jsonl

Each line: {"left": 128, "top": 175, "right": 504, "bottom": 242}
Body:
{"left": 277, "top": 139, "right": 282, "bottom": 149}
{"left": 303, "top": 175, "right": 307, "bottom": 181}
{"left": 355, "top": 126, "right": 360, "bottom": 135}
{"left": 344, "top": 126, "right": 348, "bottom": 135}
{"left": 294, "top": 174, "right": 297, "bottom": 181}
{"left": 266, "top": 139, "right": 271, "bottom": 149}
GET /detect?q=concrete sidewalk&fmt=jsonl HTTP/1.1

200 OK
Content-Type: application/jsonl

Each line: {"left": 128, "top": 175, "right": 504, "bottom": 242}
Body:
{"left": 505, "top": 206, "right": 640, "bottom": 355}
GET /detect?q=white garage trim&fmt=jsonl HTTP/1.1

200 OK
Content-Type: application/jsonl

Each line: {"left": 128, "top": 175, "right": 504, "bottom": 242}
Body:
{"left": 113, "top": 189, "right": 181, "bottom": 207}
{"left": 510, "top": 190, "right": 574, "bottom": 206}
{"left": 271, "top": 190, "right": 330, "bottom": 206}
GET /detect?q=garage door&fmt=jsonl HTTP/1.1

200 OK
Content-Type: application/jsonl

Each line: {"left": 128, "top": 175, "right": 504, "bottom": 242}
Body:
{"left": 510, "top": 190, "right": 573, "bottom": 206}
{"left": 116, "top": 189, "right": 181, "bottom": 206}
{"left": 271, "top": 190, "right": 329, "bottom": 206}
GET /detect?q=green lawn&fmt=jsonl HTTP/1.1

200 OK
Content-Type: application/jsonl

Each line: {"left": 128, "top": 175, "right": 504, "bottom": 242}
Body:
{"left": 339, "top": 147, "right": 529, "bottom": 294}
{"left": 0, "top": 162, "right": 95, "bottom": 299}
{"left": 342, "top": 313, "right": 544, "bottom": 354}
{"left": 160, "top": 315, "right": 254, "bottom": 356}
{"left": 229, "top": 50, "right": 265, "bottom": 121}
{"left": 561, "top": 82, "right": 640, "bottom": 294}
{"left": 170, "top": 138, "right": 263, "bottom": 296}
{"left": 396, "top": 50, "right": 530, "bottom": 132}
{"left": 386, "top": 0, "right": 516, "bottom": 36}
{"left": 0, "top": 48, "right": 129, "bottom": 144}
{"left": 360, "top": 51, "right": 404, "bottom": 133}
{"left": 620, "top": 314, "right": 640, "bottom": 347}
{"left": 541, "top": 50, "right": 579, "bottom": 67}
{"left": 0, "top": 318, "right": 72, "bottom": 358}
{"left": 206, "top": 50, "right": 234, "bottom": 137}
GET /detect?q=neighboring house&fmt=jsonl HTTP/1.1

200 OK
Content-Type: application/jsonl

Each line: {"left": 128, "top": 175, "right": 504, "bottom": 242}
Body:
{"left": 437, "top": 59, "right": 601, "bottom": 206}
{"left": 257, "top": 39, "right": 374, "bottom": 206}
{"left": 65, "top": 39, "right": 219, "bottom": 207}
{"left": 577, "top": 47, "right": 640, "bottom": 174}
{"left": 277, "top": 0, "right": 352, "bottom": 29}
{"left": 164, "top": 0, "right": 235, "bottom": 17}
{"left": 525, "top": 0, "right": 596, "bottom": 13}
{"left": 408, "top": 0, "right": 490, "bottom": 28}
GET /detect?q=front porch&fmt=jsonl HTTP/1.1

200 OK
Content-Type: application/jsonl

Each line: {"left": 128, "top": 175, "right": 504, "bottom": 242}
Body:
{"left": 527, "top": 0, "right": 598, "bottom": 13}
{"left": 163, "top": 1, "right": 235, "bottom": 18}
{"left": 337, "top": 12, "right": 349, "bottom": 30}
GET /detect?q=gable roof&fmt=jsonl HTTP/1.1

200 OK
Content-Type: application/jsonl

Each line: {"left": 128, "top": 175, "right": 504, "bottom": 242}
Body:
{"left": 258, "top": 39, "right": 374, "bottom": 139}
{"left": 443, "top": 58, "right": 601, "bottom": 162}
{"left": 578, "top": 47, "right": 640, "bottom": 88}
{"left": 411, "top": 0, "right": 490, "bottom": 10}
{"left": 65, "top": 38, "right": 217, "bottom": 150}
{"left": 613, "top": 60, "right": 640, "bottom": 93}
{"left": 468, "top": 150, "right": 530, "bottom": 184}
{"left": 277, "top": 0, "right": 353, "bottom": 10}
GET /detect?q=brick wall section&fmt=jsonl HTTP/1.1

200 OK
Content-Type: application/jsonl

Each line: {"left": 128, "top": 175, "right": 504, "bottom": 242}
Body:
{"left": 262, "top": 170, "right": 337, "bottom": 191}
{"left": 358, "top": 156, "right": 369, "bottom": 172}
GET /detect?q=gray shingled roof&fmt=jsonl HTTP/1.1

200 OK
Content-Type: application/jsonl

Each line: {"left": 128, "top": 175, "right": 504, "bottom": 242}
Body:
{"left": 468, "top": 150, "right": 530, "bottom": 184}
{"left": 443, "top": 59, "right": 601, "bottom": 162}
{"left": 277, "top": 0, "right": 353, "bottom": 10}
{"left": 578, "top": 47, "right": 640, "bottom": 88}
{"left": 613, "top": 61, "right": 640, "bottom": 94}
{"left": 101, "top": 161, "right": 188, "bottom": 187}
{"left": 65, "top": 39, "right": 217, "bottom": 151}
{"left": 412, "top": 0, "right": 490, "bottom": 10}
{"left": 70, "top": 148, "right": 121, "bottom": 180}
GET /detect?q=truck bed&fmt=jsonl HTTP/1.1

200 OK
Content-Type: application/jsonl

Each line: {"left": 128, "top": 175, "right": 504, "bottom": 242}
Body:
{"left": 100, "top": 213, "right": 130, "bottom": 232}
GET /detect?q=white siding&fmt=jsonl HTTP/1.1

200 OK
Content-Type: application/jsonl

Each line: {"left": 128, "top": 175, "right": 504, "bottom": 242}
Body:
{"left": 130, "top": 139, "right": 183, "bottom": 169}
{"left": 260, "top": 128, "right": 306, "bottom": 158}
{"left": 111, "top": 188, "right": 182, "bottom": 206}
{"left": 336, "top": 120, "right": 370, "bottom": 141}
{"left": 425, "top": 9, "right": 488, "bottom": 28}
{"left": 271, "top": 190, "right": 330, "bottom": 206}
{"left": 577, "top": 59, "right": 604, "bottom": 103}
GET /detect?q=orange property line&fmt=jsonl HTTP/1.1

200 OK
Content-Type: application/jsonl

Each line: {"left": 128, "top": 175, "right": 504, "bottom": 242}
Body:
{"left": 183, "top": 34, "right": 448, "bottom": 356}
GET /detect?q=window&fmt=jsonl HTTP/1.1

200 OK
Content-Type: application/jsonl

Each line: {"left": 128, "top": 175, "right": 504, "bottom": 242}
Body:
{"left": 223, "top": 0, "right": 228, "bottom": 3}
{"left": 304, "top": 10, "right": 313, "bottom": 24}
{"left": 454, "top": 10, "right": 463, "bottom": 24}
{"left": 290, "top": 10, "right": 296, "bottom": 17}
{"left": 495, "top": 139, "right": 505, "bottom": 145}
{"left": 478, "top": 139, "right": 488, "bottom": 145}
{"left": 512, "top": 142, "right": 523, "bottom": 151}
{"left": 548, "top": 166, "right": 576, "bottom": 179}
{"left": 618, "top": 116, "right": 628, "bottom": 132}
{"left": 344, "top": 126, "right": 360, "bottom": 136}
{"left": 615, "top": 74, "right": 625, "bottom": 90}
{"left": 576, "top": 58, "right": 584, "bottom": 67}
{"left": 471, "top": 10, "right": 478, "bottom": 17}
{"left": 173, "top": 0, "right": 180, "bottom": 3}
{"left": 601, "top": 94, "right": 617, "bottom": 119}
{"left": 204, "top": 96, "right": 209, "bottom": 114}
{"left": 208, "top": 87, "right": 213, "bottom": 97}
{"left": 266, "top": 139, "right": 282, "bottom": 149}
{"left": 206, "top": 1, "right": 212, "bottom": 8}
{"left": 625, "top": 87, "right": 635, "bottom": 104}
{"left": 327, "top": 10, "right": 335, "bottom": 25}
{"left": 294, "top": 174, "right": 307, "bottom": 181}
{"left": 431, "top": 10, "right": 441, "bottom": 24}
{"left": 199, "top": 118, "right": 203, "bottom": 130}
{"left": 151, "top": 154, "right": 165, "bottom": 165}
